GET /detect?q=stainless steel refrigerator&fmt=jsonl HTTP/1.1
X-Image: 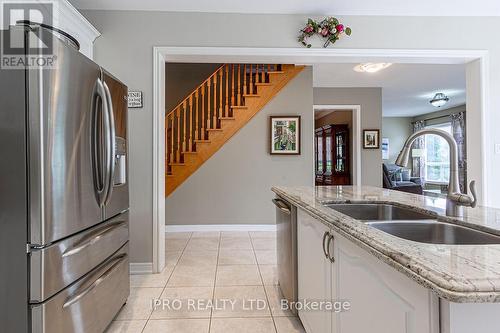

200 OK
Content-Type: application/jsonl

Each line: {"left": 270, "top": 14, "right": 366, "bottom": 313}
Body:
{"left": 0, "top": 23, "right": 130, "bottom": 332}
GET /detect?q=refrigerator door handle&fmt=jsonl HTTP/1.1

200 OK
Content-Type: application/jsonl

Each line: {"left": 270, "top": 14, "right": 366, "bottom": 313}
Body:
{"left": 99, "top": 78, "right": 113, "bottom": 207}
{"left": 91, "top": 78, "right": 111, "bottom": 207}
{"left": 102, "top": 80, "right": 116, "bottom": 205}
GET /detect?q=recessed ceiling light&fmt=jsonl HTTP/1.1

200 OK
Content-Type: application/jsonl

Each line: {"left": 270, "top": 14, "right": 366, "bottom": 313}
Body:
{"left": 430, "top": 93, "right": 450, "bottom": 107}
{"left": 353, "top": 63, "right": 392, "bottom": 73}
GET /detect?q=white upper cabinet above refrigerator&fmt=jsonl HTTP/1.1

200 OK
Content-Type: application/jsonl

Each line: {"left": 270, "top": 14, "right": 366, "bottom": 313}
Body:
{"left": 49, "top": 0, "right": 100, "bottom": 59}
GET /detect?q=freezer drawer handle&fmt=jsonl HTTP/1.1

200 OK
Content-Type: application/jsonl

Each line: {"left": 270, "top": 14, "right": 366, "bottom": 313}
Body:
{"left": 62, "top": 220, "right": 127, "bottom": 258}
{"left": 62, "top": 253, "right": 127, "bottom": 309}
{"left": 272, "top": 198, "right": 291, "bottom": 215}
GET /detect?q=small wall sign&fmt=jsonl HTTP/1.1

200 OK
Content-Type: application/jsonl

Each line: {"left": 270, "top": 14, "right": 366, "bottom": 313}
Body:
{"left": 128, "top": 91, "right": 143, "bottom": 108}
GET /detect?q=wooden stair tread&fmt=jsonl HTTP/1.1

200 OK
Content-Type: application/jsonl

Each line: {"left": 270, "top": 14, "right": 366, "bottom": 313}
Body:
{"left": 170, "top": 163, "right": 185, "bottom": 166}
{"left": 195, "top": 139, "right": 211, "bottom": 143}
{"left": 207, "top": 128, "right": 223, "bottom": 131}
{"left": 219, "top": 117, "right": 235, "bottom": 120}
{"left": 255, "top": 82, "right": 272, "bottom": 86}
{"left": 231, "top": 106, "right": 248, "bottom": 109}
{"left": 243, "top": 94, "right": 260, "bottom": 97}
{"left": 267, "top": 71, "right": 285, "bottom": 74}
{"left": 183, "top": 151, "right": 198, "bottom": 154}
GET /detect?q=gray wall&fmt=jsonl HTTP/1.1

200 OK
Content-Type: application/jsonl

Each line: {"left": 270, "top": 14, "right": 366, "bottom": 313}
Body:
{"left": 314, "top": 88, "right": 383, "bottom": 186}
{"left": 166, "top": 68, "right": 314, "bottom": 225}
{"left": 81, "top": 10, "right": 500, "bottom": 263}
{"left": 382, "top": 117, "right": 412, "bottom": 163}
{"left": 165, "top": 63, "right": 221, "bottom": 112}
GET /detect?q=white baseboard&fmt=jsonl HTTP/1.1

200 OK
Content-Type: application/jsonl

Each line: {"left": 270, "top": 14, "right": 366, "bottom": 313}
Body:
{"left": 165, "top": 224, "right": 277, "bottom": 233}
{"left": 130, "top": 262, "right": 153, "bottom": 275}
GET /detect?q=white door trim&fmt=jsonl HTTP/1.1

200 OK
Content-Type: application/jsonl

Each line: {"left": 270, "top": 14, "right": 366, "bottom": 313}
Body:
{"left": 313, "top": 105, "right": 361, "bottom": 186}
{"left": 153, "top": 46, "right": 489, "bottom": 273}
{"left": 152, "top": 48, "right": 166, "bottom": 273}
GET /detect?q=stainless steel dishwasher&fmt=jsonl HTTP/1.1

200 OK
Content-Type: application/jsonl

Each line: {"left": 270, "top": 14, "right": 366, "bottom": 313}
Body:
{"left": 273, "top": 196, "right": 298, "bottom": 314}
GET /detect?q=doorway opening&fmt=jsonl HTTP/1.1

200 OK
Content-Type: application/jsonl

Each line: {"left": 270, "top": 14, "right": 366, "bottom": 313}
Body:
{"left": 314, "top": 108, "right": 358, "bottom": 186}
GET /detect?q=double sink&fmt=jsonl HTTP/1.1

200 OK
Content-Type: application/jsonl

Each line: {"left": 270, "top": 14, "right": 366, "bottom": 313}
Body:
{"left": 325, "top": 203, "right": 500, "bottom": 245}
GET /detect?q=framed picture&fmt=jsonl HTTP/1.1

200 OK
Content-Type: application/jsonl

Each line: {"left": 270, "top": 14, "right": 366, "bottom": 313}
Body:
{"left": 270, "top": 116, "right": 301, "bottom": 155}
{"left": 363, "top": 129, "right": 380, "bottom": 149}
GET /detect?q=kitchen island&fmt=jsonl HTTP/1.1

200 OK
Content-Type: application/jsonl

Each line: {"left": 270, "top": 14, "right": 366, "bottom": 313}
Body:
{"left": 272, "top": 185, "right": 500, "bottom": 333}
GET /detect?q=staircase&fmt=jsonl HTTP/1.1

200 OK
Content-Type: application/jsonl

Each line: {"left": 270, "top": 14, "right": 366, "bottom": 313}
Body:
{"left": 165, "top": 63, "right": 304, "bottom": 196}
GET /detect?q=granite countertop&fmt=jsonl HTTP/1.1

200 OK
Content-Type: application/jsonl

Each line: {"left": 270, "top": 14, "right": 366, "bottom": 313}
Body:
{"left": 271, "top": 185, "right": 500, "bottom": 303}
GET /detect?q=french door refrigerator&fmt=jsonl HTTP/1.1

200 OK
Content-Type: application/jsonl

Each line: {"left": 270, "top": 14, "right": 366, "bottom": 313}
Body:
{"left": 0, "top": 23, "right": 130, "bottom": 333}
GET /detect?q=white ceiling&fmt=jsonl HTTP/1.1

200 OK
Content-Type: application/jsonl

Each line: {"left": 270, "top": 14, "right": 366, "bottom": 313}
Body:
{"left": 70, "top": 0, "right": 500, "bottom": 16}
{"left": 313, "top": 63, "right": 466, "bottom": 117}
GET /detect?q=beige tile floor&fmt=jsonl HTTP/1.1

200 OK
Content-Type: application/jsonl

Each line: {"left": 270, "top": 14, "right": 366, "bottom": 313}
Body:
{"left": 106, "top": 231, "right": 305, "bottom": 333}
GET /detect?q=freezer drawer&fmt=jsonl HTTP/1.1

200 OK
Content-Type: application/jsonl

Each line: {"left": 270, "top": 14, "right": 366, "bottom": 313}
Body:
{"left": 30, "top": 211, "right": 129, "bottom": 302}
{"left": 31, "top": 243, "right": 130, "bottom": 333}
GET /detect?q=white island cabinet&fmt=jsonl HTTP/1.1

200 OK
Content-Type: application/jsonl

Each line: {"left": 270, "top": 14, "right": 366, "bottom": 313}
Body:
{"left": 275, "top": 186, "right": 500, "bottom": 333}
{"left": 297, "top": 208, "right": 439, "bottom": 333}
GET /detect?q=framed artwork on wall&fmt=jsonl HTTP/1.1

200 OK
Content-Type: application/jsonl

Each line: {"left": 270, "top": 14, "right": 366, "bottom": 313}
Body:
{"left": 270, "top": 116, "right": 301, "bottom": 155}
{"left": 363, "top": 129, "right": 380, "bottom": 149}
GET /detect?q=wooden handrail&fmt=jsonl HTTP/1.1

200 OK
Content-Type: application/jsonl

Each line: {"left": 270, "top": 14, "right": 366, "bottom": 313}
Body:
{"left": 166, "top": 64, "right": 225, "bottom": 118}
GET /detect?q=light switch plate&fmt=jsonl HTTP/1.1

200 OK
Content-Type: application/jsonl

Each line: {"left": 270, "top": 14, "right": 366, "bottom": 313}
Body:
{"left": 495, "top": 144, "right": 500, "bottom": 155}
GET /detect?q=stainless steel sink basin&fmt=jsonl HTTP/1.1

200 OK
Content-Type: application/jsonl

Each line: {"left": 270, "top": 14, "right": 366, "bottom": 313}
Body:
{"left": 367, "top": 220, "right": 500, "bottom": 245}
{"left": 326, "top": 203, "right": 436, "bottom": 221}
{"left": 326, "top": 203, "right": 500, "bottom": 245}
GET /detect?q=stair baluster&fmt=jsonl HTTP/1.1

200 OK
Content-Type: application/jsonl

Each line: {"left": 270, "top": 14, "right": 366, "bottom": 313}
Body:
{"left": 195, "top": 90, "right": 199, "bottom": 142}
{"left": 201, "top": 84, "right": 206, "bottom": 140}
{"left": 176, "top": 107, "right": 181, "bottom": 162}
{"left": 188, "top": 95, "right": 193, "bottom": 152}
{"left": 237, "top": 64, "right": 241, "bottom": 106}
{"left": 207, "top": 77, "right": 211, "bottom": 129}
{"left": 218, "top": 69, "right": 223, "bottom": 123}
{"left": 213, "top": 71, "right": 218, "bottom": 128}
{"left": 249, "top": 64, "right": 253, "bottom": 95}
{"left": 225, "top": 65, "right": 229, "bottom": 118}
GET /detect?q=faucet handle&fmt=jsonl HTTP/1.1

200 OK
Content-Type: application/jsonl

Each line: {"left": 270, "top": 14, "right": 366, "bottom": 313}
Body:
{"left": 449, "top": 180, "right": 478, "bottom": 208}
{"left": 468, "top": 180, "right": 477, "bottom": 208}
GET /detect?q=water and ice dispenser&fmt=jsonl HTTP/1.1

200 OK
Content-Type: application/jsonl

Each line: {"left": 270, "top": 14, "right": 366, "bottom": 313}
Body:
{"left": 114, "top": 136, "right": 127, "bottom": 185}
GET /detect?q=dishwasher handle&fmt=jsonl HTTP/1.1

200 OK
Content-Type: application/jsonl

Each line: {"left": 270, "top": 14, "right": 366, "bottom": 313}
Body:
{"left": 272, "top": 198, "right": 291, "bottom": 215}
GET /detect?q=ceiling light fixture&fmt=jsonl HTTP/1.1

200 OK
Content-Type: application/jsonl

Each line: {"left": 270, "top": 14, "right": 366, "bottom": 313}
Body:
{"left": 353, "top": 63, "right": 392, "bottom": 73}
{"left": 430, "top": 93, "right": 449, "bottom": 107}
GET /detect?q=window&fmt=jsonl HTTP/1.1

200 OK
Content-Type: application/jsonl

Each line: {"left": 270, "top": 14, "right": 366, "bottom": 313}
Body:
{"left": 423, "top": 122, "right": 452, "bottom": 183}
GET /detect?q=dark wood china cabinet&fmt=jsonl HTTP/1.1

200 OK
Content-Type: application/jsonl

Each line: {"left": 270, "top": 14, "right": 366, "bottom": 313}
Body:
{"left": 315, "top": 124, "right": 350, "bottom": 185}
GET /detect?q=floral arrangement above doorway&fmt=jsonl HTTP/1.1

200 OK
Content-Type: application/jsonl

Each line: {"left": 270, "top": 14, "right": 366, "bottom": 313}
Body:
{"left": 298, "top": 17, "right": 352, "bottom": 48}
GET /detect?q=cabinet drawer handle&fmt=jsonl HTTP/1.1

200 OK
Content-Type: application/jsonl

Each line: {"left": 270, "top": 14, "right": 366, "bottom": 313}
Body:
{"left": 322, "top": 231, "right": 329, "bottom": 259}
{"left": 327, "top": 234, "right": 335, "bottom": 263}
